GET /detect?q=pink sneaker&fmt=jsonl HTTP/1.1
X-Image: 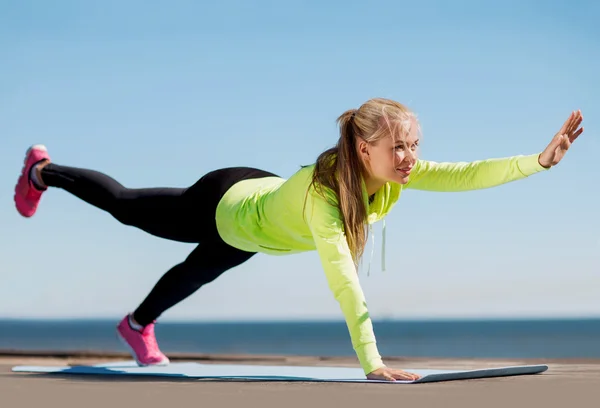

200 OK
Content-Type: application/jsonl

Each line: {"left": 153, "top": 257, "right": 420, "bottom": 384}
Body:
{"left": 116, "top": 314, "right": 170, "bottom": 366}
{"left": 14, "top": 144, "right": 50, "bottom": 218}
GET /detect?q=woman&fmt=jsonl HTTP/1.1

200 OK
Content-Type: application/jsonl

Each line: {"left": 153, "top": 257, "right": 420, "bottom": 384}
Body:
{"left": 13, "top": 98, "right": 583, "bottom": 382}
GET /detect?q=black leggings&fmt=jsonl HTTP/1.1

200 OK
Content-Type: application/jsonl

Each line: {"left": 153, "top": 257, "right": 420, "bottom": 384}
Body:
{"left": 40, "top": 163, "right": 278, "bottom": 326}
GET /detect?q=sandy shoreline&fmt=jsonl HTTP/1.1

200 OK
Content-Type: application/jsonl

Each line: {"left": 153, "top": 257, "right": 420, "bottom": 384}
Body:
{"left": 2, "top": 352, "right": 600, "bottom": 408}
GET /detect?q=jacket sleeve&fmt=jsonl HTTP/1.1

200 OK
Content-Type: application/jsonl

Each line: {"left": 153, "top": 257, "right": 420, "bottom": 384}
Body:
{"left": 303, "top": 187, "right": 385, "bottom": 375}
{"left": 405, "top": 153, "right": 549, "bottom": 192}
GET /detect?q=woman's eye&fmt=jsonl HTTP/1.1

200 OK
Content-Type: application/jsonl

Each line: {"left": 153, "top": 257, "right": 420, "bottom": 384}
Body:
{"left": 396, "top": 142, "right": 418, "bottom": 151}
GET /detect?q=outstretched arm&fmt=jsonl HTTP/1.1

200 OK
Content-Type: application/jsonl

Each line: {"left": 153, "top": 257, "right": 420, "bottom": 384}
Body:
{"left": 404, "top": 154, "right": 547, "bottom": 192}
{"left": 405, "top": 110, "right": 584, "bottom": 192}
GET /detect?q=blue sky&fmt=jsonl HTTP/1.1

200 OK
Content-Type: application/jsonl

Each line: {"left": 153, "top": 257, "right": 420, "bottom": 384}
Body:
{"left": 1, "top": 0, "right": 598, "bottom": 321}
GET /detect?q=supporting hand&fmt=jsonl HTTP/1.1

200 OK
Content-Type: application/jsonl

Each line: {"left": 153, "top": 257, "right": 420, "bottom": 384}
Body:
{"left": 367, "top": 366, "right": 421, "bottom": 381}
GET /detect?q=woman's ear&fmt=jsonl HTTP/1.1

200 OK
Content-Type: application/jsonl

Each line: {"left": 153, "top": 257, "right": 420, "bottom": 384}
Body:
{"left": 357, "top": 139, "right": 370, "bottom": 163}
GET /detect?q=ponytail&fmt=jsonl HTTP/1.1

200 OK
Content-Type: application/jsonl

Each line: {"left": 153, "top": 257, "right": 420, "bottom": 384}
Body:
{"left": 311, "top": 108, "right": 368, "bottom": 266}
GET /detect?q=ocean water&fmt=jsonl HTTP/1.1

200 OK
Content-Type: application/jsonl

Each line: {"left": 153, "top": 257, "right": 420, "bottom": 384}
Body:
{"left": 1, "top": 318, "right": 599, "bottom": 359}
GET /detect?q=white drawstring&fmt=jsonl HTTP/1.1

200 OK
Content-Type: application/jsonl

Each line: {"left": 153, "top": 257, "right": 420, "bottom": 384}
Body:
{"left": 381, "top": 219, "right": 386, "bottom": 272}
{"left": 367, "top": 224, "right": 375, "bottom": 276}
{"left": 366, "top": 220, "right": 386, "bottom": 276}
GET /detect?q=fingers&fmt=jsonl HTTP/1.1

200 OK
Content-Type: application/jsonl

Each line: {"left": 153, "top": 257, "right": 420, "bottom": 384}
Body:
{"left": 559, "top": 111, "right": 575, "bottom": 134}
{"left": 560, "top": 110, "right": 583, "bottom": 139}
{"left": 368, "top": 367, "right": 421, "bottom": 382}
{"left": 570, "top": 126, "right": 584, "bottom": 142}
{"left": 390, "top": 370, "right": 421, "bottom": 381}
{"left": 383, "top": 373, "right": 397, "bottom": 381}
{"left": 566, "top": 110, "right": 583, "bottom": 135}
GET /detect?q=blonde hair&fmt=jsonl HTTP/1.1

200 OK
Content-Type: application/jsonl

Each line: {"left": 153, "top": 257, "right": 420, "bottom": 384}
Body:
{"left": 310, "top": 97, "right": 417, "bottom": 266}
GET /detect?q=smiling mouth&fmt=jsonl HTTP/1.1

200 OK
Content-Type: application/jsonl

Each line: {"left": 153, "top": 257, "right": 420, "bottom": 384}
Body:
{"left": 396, "top": 167, "right": 412, "bottom": 175}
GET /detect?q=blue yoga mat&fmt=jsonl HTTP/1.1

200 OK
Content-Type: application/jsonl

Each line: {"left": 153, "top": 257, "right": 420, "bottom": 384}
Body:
{"left": 11, "top": 361, "right": 548, "bottom": 383}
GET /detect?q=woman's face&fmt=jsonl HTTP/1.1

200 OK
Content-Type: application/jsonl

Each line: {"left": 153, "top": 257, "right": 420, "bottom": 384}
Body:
{"left": 358, "top": 117, "right": 420, "bottom": 189}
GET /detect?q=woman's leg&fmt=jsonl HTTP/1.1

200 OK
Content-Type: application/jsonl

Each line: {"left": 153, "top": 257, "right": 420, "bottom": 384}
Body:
{"left": 41, "top": 163, "right": 202, "bottom": 242}
{"left": 116, "top": 238, "right": 257, "bottom": 366}
{"left": 14, "top": 144, "right": 213, "bottom": 242}
{"left": 133, "top": 239, "right": 257, "bottom": 326}
{"left": 39, "top": 162, "right": 206, "bottom": 242}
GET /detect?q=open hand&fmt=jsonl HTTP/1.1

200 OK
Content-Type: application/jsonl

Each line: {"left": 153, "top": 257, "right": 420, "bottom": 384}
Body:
{"left": 538, "top": 110, "right": 584, "bottom": 168}
{"left": 367, "top": 366, "right": 421, "bottom": 382}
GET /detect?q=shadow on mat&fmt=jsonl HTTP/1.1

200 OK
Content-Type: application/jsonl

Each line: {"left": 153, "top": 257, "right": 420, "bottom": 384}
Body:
{"left": 15, "top": 373, "right": 347, "bottom": 384}
{"left": 12, "top": 366, "right": 336, "bottom": 384}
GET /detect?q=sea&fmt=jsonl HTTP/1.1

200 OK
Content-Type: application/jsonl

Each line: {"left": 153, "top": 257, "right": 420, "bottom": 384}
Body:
{"left": 1, "top": 318, "right": 599, "bottom": 359}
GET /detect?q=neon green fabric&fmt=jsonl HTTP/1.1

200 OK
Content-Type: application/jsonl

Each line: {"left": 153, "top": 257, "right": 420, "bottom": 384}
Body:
{"left": 215, "top": 153, "right": 549, "bottom": 374}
